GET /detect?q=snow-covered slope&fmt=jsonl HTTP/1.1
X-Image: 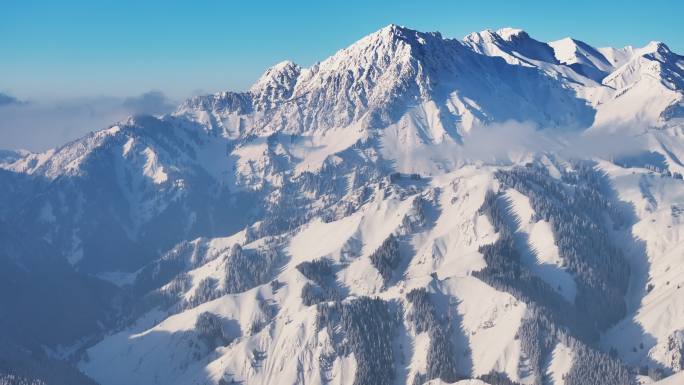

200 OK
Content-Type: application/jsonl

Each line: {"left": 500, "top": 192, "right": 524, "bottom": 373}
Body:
{"left": 2, "top": 24, "right": 684, "bottom": 385}
{"left": 599, "top": 160, "right": 684, "bottom": 374}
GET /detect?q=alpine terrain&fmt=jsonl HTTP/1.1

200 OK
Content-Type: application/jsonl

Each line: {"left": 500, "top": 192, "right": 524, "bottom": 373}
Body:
{"left": 2, "top": 24, "right": 684, "bottom": 385}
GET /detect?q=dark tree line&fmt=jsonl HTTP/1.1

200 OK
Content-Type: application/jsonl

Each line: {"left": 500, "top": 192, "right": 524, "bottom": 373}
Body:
{"left": 256, "top": 159, "right": 378, "bottom": 237}
{"left": 224, "top": 244, "right": 280, "bottom": 294}
{"left": 297, "top": 258, "right": 342, "bottom": 306}
{"left": 495, "top": 163, "right": 630, "bottom": 332}
{"left": 475, "top": 189, "right": 590, "bottom": 340}
{"left": 301, "top": 283, "right": 341, "bottom": 306}
{"left": 296, "top": 258, "right": 335, "bottom": 287}
{"left": 132, "top": 240, "right": 198, "bottom": 295}
{"left": 517, "top": 310, "right": 558, "bottom": 385}
{"left": 564, "top": 340, "right": 631, "bottom": 385}
{"left": 369, "top": 234, "right": 402, "bottom": 284}
{"left": 477, "top": 371, "right": 522, "bottom": 385}
{"left": 195, "top": 311, "right": 233, "bottom": 350}
{"left": 400, "top": 195, "right": 429, "bottom": 234}
{"left": 667, "top": 330, "right": 684, "bottom": 371}
{"left": 147, "top": 243, "right": 282, "bottom": 313}
{"left": 249, "top": 298, "right": 279, "bottom": 334}
{"left": 146, "top": 273, "right": 192, "bottom": 311}
{"left": 183, "top": 277, "right": 220, "bottom": 309}
{"left": 0, "top": 374, "right": 46, "bottom": 385}
{"left": 406, "top": 288, "right": 459, "bottom": 383}
{"left": 473, "top": 162, "right": 636, "bottom": 384}
{"left": 316, "top": 297, "right": 398, "bottom": 385}
{"left": 516, "top": 306, "right": 631, "bottom": 385}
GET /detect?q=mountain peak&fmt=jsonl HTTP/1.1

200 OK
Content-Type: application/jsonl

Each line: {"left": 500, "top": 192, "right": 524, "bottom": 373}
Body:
{"left": 269, "top": 60, "right": 299, "bottom": 71}
{"left": 172, "top": 24, "right": 682, "bottom": 139}
{"left": 496, "top": 27, "right": 528, "bottom": 40}
{"left": 464, "top": 27, "right": 529, "bottom": 44}
{"left": 640, "top": 40, "right": 672, "bottom": 56}
{"left": 356, "top": 24, "right": 444, "bottom": 51}
{"left": 317, "top": 24, "right": 444, "bottom": 78}
{"left": 250, "top": 60, "right": 301, "bottom": 93}
{"left": 249, "top": 60, "right": 301, "bottom": 109}
{"left": 548, "top": 36, "right": 614, "bottom": 79}
{"left": 376, "top": 23, "right": 420, "bottom": 38}
{"left": 464, "top": 27, "right": 559, "bottom": 65}
{"left": 378, "top": 23, "right": 405, "bottom": 34}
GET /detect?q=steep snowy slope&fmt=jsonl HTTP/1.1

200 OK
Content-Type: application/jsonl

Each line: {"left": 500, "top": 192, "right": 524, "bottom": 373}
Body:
{"left": 1, "top": 116, "right": 256, "bottom": 273}
{"left": 599, "top": 160, "right": 684, "bottom": 375}
{"left": 81, "top": 167, "right": 531, "bottom": 385}
{"left": 178, "top": 24, "right": 596, "bottom": 142}
{"left": 80, "top": 156, "right": 658, "bottom": 385}
{"left": 548, "top": 37, "right": 614, "bottom": 81}
{"left": 595, "top": 42, "right": 684, "bottom": 128}
{"left": 0, "top": 148, "right": 30, "bottom": 165}
{"left": 464, "top": 28, "right": 684, "bottom": 129}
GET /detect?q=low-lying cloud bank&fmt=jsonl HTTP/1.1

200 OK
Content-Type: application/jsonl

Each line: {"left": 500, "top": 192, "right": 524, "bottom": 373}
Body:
{"left": 1, "top": 95, "right": 652, "bottom": 166}
{"left": 458, "top": 121, "right": 648, "bottom": 163}
{"left": 0, "top": 91, "right": 177, "bottom": 152}
{"left": 390, "top": 120, "right": 652, "bottom": 175}
{"left": 0, "top": 92, "right": 27, "bottom": 107}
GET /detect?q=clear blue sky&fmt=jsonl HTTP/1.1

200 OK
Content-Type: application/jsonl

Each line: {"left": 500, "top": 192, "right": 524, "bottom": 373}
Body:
{"left": 1, "top": 0, "right": 683, "bottom": 100}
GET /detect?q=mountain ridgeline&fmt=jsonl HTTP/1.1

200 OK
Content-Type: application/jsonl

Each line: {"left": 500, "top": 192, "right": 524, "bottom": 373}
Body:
{"left": 2, "top": 24, "right": 684, "bottom": 385}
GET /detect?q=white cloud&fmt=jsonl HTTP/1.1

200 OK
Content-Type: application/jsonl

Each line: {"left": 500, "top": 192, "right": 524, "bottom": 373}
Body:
{"left": 457, "top": 120, "right": 648, "bottom": 163}
{"left": 0, "top": 92, "right": 26, "bottom": 107}
{"left": 0, "top": 91, "right": 177, "bottom": 152}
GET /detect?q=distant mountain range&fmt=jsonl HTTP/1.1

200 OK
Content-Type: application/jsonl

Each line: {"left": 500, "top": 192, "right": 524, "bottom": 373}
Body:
{"left": 1, "top": 25, "right": 684, "bottom": 385}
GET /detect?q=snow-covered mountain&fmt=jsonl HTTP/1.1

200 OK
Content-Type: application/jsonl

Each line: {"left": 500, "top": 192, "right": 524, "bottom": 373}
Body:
{"left": 2, "top": 25, "right": 684, "bottom": 385}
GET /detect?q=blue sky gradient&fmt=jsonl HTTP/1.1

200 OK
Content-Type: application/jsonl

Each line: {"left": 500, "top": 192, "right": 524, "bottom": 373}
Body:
{"left": 2, "top": 0, "right": 683, "bottom": 100}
